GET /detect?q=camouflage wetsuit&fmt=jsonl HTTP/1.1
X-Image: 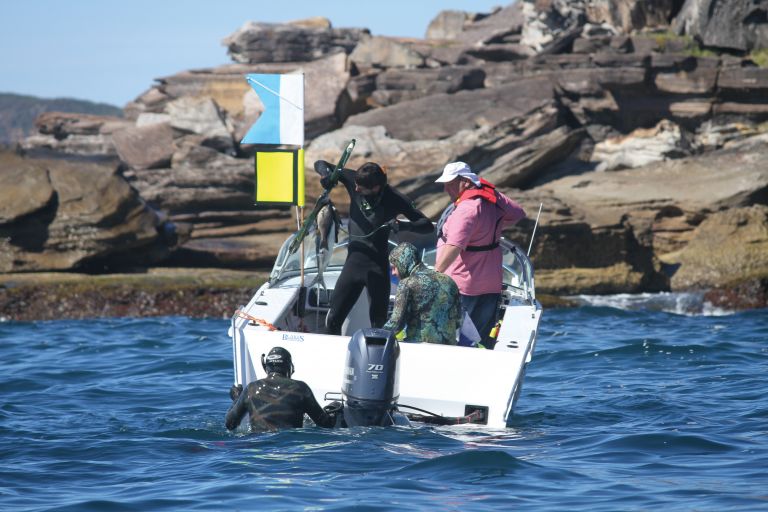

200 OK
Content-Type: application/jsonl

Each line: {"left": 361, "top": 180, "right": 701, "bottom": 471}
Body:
{"left": 225, "top": 373, "right": 335, "bottom": 432}
{"left": 384, "top": 242, "right": 461, "bottom": 345}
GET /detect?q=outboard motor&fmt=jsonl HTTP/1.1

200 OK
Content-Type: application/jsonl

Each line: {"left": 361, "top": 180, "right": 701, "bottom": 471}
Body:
{"left": 341, "top": 328, "right": 403, "bottom": 427}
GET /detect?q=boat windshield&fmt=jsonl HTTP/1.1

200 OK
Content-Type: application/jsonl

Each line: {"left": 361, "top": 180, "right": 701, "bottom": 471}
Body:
{"left": 271, "top": 231, "right": 534, "bottom": 300}
{"left": 421, "top": 238, "right": 534, "bottom": 299}
{"left": 270, "top": 229, "right": 403, "bottom": 283}
{"left": 270, "top": 230, "right": 348, "bottom": 283}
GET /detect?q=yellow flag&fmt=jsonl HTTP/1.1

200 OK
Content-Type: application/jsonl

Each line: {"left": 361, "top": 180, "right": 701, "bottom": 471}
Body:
{"left": 254, "top": 148, "right": 305, "bottom": 206}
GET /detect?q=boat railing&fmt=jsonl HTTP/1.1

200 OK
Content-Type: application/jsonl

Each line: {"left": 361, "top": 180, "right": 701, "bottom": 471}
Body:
{"left": 500, "top": 239, "right": 536, "bottom": 304}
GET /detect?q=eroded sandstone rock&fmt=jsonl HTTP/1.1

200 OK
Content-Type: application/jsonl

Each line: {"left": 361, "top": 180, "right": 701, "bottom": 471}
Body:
{"left": 112, "top": 122, "right": 175, "bottom": 170}
{"left": 223, "top": 19, "right": 368, "bottom": 64}
{"left": 591, "top": 120, "right": 693, "bottom": 171}
{"left": 350, "top": 37, "right": 425, "bottom": 70}
{"left": 673, "top": 0, "right": 768, "bottom": 52}
{"left": 665, "top": 205, "right": 768, "bottom": 290}
{"left": 0, "top": 154, "right": 165, "bottom": 272}
{"left": 19, "top": 112, "right": 132, "bottom": 159}
{"left": 7, "top": 2, "right": 768, "bottom": 309}
{"left": 346, "top": 76, "right": 555, "bottom": 141}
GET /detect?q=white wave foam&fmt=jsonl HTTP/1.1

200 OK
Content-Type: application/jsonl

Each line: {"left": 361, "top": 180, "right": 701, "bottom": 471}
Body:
{"left": 568, "top": 292, "right": 736, "bottom": 316}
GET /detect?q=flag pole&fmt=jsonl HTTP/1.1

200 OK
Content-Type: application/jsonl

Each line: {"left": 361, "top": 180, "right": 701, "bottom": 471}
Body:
{"left": 299, "top": 205, "right": 305, "bottom": 288}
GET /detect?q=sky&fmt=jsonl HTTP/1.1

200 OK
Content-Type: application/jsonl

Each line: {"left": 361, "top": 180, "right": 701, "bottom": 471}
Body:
{"left": 0, "top": 1, "right": 510, "bottom": 107}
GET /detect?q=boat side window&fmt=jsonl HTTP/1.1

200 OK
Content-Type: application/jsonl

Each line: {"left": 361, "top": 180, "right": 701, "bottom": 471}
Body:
{"left": 270, "top": 234, "right": 297, "bottom": 281}
{"left": 502, "top": 247, "right": 524, "bottom": 289}
{"left": 270, "top": 233, "right": 315, "bottom": 282}
{"left": 500, "top": 239, "right": 536, "bottom": 302}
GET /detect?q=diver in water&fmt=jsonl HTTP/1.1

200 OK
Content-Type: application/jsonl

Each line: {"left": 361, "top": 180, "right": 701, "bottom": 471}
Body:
{"left": 319, "top": 162, "right": 433, "bottom": 335}
{"left": 225, "top": 347, "right": 336, "bottom": 432}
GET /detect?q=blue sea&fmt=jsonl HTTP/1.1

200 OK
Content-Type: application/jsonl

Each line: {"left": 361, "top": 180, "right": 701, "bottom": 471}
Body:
{"left": 2, "top": 298, "right": 767, "bottom": 511}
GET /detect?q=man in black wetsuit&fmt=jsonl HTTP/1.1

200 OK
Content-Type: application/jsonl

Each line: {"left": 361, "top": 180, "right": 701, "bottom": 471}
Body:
{"left": 321, "top": 162, "right": 433, "bottom": 335}
{"left": 225, "top": 347, "right": 335, "bottom": 432}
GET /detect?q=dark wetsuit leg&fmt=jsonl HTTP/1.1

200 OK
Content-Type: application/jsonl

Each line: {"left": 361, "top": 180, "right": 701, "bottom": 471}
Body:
{"left": 326, "top": 255, "right": 367, "bottom": 335}
{"left": 327, "top": 252, "right": 390, "bottom": 334}
{"left": 366, "top": 262, "right": 391, "bottom": 328}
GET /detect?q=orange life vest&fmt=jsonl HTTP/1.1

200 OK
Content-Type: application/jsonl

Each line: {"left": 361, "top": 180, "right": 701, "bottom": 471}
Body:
{"left": 453, "top": 178, "right": 503, "bottom": 252}
{"left": 456, "top": 178, "right": 497, "bottom": 205}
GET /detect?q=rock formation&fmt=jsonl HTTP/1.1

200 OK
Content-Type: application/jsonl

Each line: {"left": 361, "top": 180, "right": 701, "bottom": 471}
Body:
{"left": 0, "top": 152, "right": 170, "bottom": 273}
{"left": 8, "top": 0, "right": 768, "bottom": 309}
{"left": 673, "top": 0, "right": 768, "bottom": 52}
{"left": 18, "top": 112, "right": 132, "bottom": 160}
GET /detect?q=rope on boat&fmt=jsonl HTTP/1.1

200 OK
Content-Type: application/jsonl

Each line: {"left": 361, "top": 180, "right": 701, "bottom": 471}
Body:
{"left": 235, "top": 309, "right": 278, "bottom": 331}
{"left": 397, "top": 404, "right": 486, "bottom": 425}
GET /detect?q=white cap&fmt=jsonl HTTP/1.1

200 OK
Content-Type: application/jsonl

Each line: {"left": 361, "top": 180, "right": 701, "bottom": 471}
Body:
{"left": 435, "top": 161, "right": 480, "bottom": 186}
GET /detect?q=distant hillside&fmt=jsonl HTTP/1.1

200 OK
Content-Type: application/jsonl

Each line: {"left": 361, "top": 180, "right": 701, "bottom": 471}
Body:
{"left": 0, "top": 93, "right": 123, "bottom": 146}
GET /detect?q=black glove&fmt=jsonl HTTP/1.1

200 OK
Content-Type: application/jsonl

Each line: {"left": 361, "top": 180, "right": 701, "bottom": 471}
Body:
{"left": 314, "top": 160, "right": 334, "bottom": 190}
{"left": 388, "top": 219, "right": 400, "bottom": 233}
{"left": 313, "top": 159, "right": 334, "bottom": 179}
{"left": 229, "top": 384, "right": 243, "bottom": 402}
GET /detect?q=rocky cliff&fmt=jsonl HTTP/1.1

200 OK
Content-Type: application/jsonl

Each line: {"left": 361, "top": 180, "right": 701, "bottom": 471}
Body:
{"left": 4, "top": 0, "right": 768, "bottom": 312}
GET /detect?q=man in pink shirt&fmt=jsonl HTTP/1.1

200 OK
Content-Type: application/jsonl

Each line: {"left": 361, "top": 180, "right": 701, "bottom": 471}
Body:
{"left": 434, "top": 162, "right": 526, "bottom": 348}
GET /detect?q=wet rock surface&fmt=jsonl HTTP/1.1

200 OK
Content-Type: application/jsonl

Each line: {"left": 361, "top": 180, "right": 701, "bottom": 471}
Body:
{"left": 0, "top": 269, "right": 267, "bottom": 322}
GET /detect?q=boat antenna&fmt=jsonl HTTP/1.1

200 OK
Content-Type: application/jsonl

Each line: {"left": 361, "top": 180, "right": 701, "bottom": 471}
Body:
{"left": 527, "top": 203, "right": 543, "bottom": 257}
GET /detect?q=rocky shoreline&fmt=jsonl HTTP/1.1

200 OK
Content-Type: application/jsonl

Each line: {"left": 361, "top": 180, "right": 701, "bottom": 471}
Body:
{"left": 0, "top": 268, "right": 577, "bottom": 322}
{"left": 0, "top": 269, "right": 267, "bottom": 322}
{"left": 2, "top": 1, "right": 768, "bottom": 318}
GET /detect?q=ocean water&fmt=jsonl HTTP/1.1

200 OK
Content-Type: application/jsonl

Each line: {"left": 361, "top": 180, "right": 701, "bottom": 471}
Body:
{"left": 1, "top": 302, "right": 767, "bottom": 511}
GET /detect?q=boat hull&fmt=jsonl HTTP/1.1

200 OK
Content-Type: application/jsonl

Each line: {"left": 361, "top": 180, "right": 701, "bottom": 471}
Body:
{"left": 229, "top": 236, "right": 542, "bottom": 429}
{"left": 230, "top": 292, "right": 541, "bottom": 428}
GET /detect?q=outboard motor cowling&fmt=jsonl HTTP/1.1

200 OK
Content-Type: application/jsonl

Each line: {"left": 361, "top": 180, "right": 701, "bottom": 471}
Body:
{"left": 342, "top": 328, "right": 400, "bottom": 427}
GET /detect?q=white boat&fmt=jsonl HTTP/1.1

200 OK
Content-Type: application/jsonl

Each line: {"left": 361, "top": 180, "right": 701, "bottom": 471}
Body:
{"left": 229, "top": 228, "right": 542, "bottom": 428}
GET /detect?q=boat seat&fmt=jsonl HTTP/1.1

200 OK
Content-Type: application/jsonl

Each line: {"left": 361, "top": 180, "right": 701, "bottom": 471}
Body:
{"left": 304, "top": 285, "right": 371, "bottom": 335}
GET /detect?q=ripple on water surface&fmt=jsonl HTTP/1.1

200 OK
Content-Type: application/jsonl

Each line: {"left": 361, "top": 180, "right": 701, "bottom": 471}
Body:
{"left": 0, "top": 308, "right": 767, "bottom": 511}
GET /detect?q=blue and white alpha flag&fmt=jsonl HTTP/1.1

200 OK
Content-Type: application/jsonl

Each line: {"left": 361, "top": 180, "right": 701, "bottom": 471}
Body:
{"left": 242, "top": 73, "right": 304, "bottom": 146}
